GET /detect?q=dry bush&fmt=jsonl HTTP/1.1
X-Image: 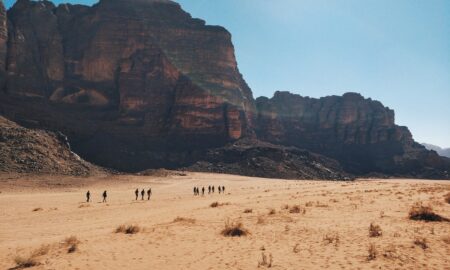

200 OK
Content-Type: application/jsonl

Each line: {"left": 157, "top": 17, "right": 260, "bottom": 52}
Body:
{"left": 305, "top": 201, "right": 313, "bottom": 207}
{"left": 210, "top": 202, "right": 229, "bottom": 208}
{"left": 408, "top": 203, "right": 449, "bottom": 222}
{"left": 221, "top": 219, "right": 249, "bottom": 237}
{"left": 64, "top": 236, "right": 80, "bottom": 253}
{"left": 173, "top": 217, "right": 196, "bottom": 224}
{"left": 268, "top": 208, "right": 276, "bottom": 215}
{"left": 382, "top": 244, "right": 398, "bottom": 259}
{"left": 32, "top": 207, "right": 43, "bottom": 212}
{"left": 367, "top": 243, "right": 377, "bottom": 261}
{"left": 14, "top": 245, "right": 50, "bottom": 268}
{"left": 243, "top": 208, "right": 253, "bottom": 213}
{"left": 289, "top": 205, "right": 301, "bottom": 214}
{"left": 323, "top": 232, "right": 340, "bottom": 246}
{"left": 445, "top": 192, "right": 450, "bottom": 204}
{"left": 414, "top": 237, "right": 428, "bottom": 249}
{"left": 115, "top": 224, "right": 141, "bottom": 234}
{"left": 257, "top": 252, "right": 273, "bottom": 268}
{"left": 369, "top": 223, "right": 382, "bottom": 237}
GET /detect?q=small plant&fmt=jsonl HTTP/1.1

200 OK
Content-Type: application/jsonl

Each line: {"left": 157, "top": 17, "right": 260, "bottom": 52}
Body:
{"left": 367, "top": 243, "right": 377, "bottom": 261}
{"left": 115, "top": 224, "right": 141, "bottom": 234}
{"left": 32, "top": 207, "right": 43, "bottom": 212}
{"left": 14, "top": 245, "right": 49, "bottom": 268}
{"left": 210, "top": 202, "right": 219, "bottom": 208}
{"left": 369, "top": 223, "right": 382, "bottom": 237}
{"left": 323, "top": 232, "right": 340, "bottom": 247}
{"left": 414, "top": 237, "right": 428, "bottom": 249}
{"left": 243, "top": 208, "right": 253, "bottom": 213}
{"left": 173, "top": 217, "right": 196, "bottom": 224}
{"left": 221, "top": 219, "right": 249, "bottom": 237}
{"left": 268, "top": 208, "right": 276, "bottom": 215}
{"left": 289, "top": 205, "right": 301, "bottom": 214}
{"left": 257, "top": 252, "right": 273, "bottom": 268}
{"left": 64, "top": 236, "right": 80, "bottom": 253}
{"left": 305, "top": 201, "right": 313, "bottom": 207}
{"left": 408, "top": 203, "right": 449, "bottom": 222}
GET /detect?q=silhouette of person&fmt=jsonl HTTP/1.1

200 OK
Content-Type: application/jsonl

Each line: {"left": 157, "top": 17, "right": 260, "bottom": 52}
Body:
{"left": 193, "top": 187, "right": 196, "bottom": 196}
{"left": 86, "top": 190, "right": 90, "bottom": 202}
{"left": 202, "top": 187, "right": 205, "bottom": 195}
{"left": 102, "top": 190, "right": 107, "bottom": 203}
{"left": 212, "top": 186, "right": 215, "bottom": 193}
{"left": 218, "top": 186, "right": 221, "bottom": 194}
{"left": 208, "top": 186, "right": 211, "bottom": 194}
{"left": 147, "top": 188, "right": 152, "bottom": 200}
{"left": 141, "top": 189, "right": 145, "bottom": 200}
{"left": 222, "top": 186, "right": 225, "bottom": 193}
{"left": 135, "top": 188, "right": 139, "bottom": 200}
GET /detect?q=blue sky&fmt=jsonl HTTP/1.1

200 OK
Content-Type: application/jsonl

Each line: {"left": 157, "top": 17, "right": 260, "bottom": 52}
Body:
{"left": 5, "top": 0, "right": 450, "bottom": 148}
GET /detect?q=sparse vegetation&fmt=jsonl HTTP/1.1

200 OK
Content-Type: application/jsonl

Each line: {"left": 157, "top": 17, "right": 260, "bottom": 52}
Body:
{"left": 221, "top": 219, "right": 249, "bottom": 237}
{"left": 64, "top": 236, "right": 80, "bottom": 253}
{"left": 367, "top": 243, "right": 377, "bottom": 261}
{"left": 369, "top": 223, "right": 382, "bottom": 237}
{"left": 115, "top": 224, "right": 141, "bottom": 234}
{"left": 257, "top": 252, "right": 273, "bottom": 268}
{"left": 32, "top": 207, "right": 43, "bottom": 212}
{"left": 210, "top": 202, "right": 229, "bottom": 208}
{"left": 173, "top": 217, "right": 196, "bottom": 224}
{"left": 323, "top": 232, "right": 340, "bottom": 246}
{"left": 268, "top": 208, "right": 276, "bottom": 215}
{"left": 408, "top": 203, "right": 449, "bottom": 222}
{"left": 14, "top": 245, "right": 50, "bottom": 268}
{"left": 243, "top": 208, "right": 253, "bottom": 213}
{"left": 414, "top": 237, "right": 428, "bottom": 249}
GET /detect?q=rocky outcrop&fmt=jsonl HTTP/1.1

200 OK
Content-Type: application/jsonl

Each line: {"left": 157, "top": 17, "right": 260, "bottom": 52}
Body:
{"left": 0, "top": 1, "right": 7, "bottom": 89}
{"left": 256, "top": 91, "right": 450, "bottom": 178}
{"left": 422, "top": 143, "right": 450, "bottom": 158}
{"left": 0, "top": 0, "right": 255, "bottom": 170}
{"left": 0, "top": 116, "right": 100, "bottom": 175}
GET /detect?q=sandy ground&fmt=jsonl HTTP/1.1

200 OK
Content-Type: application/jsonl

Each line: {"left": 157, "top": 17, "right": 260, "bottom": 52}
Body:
{"left": 0, "top": 173, "right": 449, "bottom": 270}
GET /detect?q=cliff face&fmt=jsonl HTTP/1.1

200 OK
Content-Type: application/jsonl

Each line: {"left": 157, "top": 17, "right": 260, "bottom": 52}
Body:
{"left": 0, "top": 0, "right": 255, "bottom": 170}
{"left": 0, "top": 1, "right": 6, "bottom": 88}
{"left": 256, "top": 91, "right": 450, "bottom": 178}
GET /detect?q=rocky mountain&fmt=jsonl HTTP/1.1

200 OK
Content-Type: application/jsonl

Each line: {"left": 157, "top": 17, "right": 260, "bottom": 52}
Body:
{"left": 0, "top": 116, "right": 100, "bottom": 175}
{"left": 422, "top": 143, "right": 450, "bottom": 158}
{"left": 0, "top": 0, "right": 448, "bottom": 179}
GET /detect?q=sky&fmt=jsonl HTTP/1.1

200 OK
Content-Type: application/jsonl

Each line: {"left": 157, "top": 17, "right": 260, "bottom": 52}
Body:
{"left": 4, "top": 0, "right": 450, "bottom": 148}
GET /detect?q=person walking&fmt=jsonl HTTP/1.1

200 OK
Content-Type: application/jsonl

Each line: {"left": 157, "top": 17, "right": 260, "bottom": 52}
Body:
{"left": 201, "top": 187, "right": 205, "bottom": 196}
{"left": 86, "top": 190, "right": 90, "bottom": 202}
{"left": 102, "top": 190, "right": 107, "bottom": 203}
{"left": 208, "top": 186, "right": 211, "bottom": 194}
{"left": 218, "top": 186, "right": 222, "bottom": 194}
{"left": 222, "top": 186, "right": 225, "bottom": 193}
{"left": 135, "top": 188, "right": 139, "bottom": 200}
{"left": 212, "top": 186, "right": 215, "bottom": 193}
{"left": 147, "top": 188, "right": 152, "bottom": 200}
{"left": 141, "top": 189, "right": 145, "bottom": 200}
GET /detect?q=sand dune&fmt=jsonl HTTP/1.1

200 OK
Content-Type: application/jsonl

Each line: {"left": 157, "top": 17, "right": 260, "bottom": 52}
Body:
{"left": 0, "top": 173, "right": 449, "bottom": 269}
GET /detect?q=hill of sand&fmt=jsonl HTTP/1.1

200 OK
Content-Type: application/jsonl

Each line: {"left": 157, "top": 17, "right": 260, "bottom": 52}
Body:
{"left": 0, "top": 173, "right": 449, "bottom": 269}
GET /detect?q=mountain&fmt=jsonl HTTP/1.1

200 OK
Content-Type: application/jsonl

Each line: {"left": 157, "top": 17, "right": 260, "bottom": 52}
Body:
{"left": 0, "top": 0, "right": 448, "bottom": 179}
{"left": 422, "top": 143, "right": 450, "bottom": 158}
{"left": 0, "top": 116, "right": 100, "bottom": 175}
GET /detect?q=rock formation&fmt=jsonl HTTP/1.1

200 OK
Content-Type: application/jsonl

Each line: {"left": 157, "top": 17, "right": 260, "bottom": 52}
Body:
{"left": 422, "top": 143, "right": 450, "bottom": 158}
{"left": 0, "top": 0, "right": 448, "bottom": 179}
{"left": 0, "top": 116, "right": 100, "bottom": 175}
{"left": 256, "top": 91, "right": 450, "bottom": 178}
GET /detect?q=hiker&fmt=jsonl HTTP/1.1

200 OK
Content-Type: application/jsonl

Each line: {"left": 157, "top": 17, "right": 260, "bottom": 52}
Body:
{"left": 193, "top": 187, "right": 196, "bottom": 196}
{"left": 212, "top": 186, "right": 215, "bottom": 193}
{"left": 141, "top": 189, "right": 145, "bottom": 200}
{"left": 202, "top": 187, "right": 205, "bottom": 195}
{"left": 147, "top": 188, "right": 152, "bottom": 200}
{"left": 135, "top": 188, "right": 139, "bottom": 200}
{"left": 222, "top": 186, "right": 225, "bottom": 193}
{"left": 218, "top": 186, "right": 221, "bottom": 194}
{"left": 86, "top": 190, "right": 90, "bottom": 202}
{"left": 102, "top": 190, "right": 107, "bottom": 203}
{"left": 208, "top": 186, "right": 211, "bottom": 194}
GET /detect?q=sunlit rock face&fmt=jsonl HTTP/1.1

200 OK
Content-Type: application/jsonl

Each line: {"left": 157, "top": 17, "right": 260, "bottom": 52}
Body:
{"left": 256, "top": 91, "right": 450, "bottom": 178}
{"left": 0, "top": 0, "right": 255, "bottom": 170}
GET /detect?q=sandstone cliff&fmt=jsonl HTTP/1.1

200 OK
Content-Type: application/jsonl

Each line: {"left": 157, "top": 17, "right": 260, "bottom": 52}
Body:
{"left": 256, "top": 91, "right": 450, "bottom": 178}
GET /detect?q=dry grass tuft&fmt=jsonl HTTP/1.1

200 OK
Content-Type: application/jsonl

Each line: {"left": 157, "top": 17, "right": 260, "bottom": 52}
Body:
{"left": 367, "top": 243, "right": 377, "bottom": 261}
{"left": 173, "top": 217, "right": 196, "bottom": 224}
{"left": 210, "top": 202, "right": 229, "bottom": 208}
{"left": 268, "top": 208, "right": 276, "bottom": 215}
{"left": 243, "top": 208, "right": 253, "bottom": 213}
{"left": 14, "top": 245, "right": 50, "bottom": 268}
{"left": 414, "top": 237, "right": 428, "bottom": 249}
{"left": 257, "top": 252, "right": 273, "bottom": 268}
{"left": 64, "top": 236, "right": 80, "bottom": 253}
{"left": 221, "top": 219, "right": 249, "bottom": 237}
{"left": 323, "top": 232, "right": 340, "bottom": 247}
{"left": 115, "top": 224, "right": 141, "bottom": 234}
{"left": 369, "top": 223, "right": 382, "bottom": 237}
{"left": 408, "top": 203, "right": 449, "bottom": 222}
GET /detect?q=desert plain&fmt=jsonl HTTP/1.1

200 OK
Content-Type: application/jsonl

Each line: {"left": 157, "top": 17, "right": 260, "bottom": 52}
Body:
{"left": 0, "top": 172, "right": 449, "bottom": 270}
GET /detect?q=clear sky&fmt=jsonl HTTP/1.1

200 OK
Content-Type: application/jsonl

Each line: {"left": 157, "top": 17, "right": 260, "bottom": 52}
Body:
{"left": 5, "top": 0, "right": 450, "bottom": 148}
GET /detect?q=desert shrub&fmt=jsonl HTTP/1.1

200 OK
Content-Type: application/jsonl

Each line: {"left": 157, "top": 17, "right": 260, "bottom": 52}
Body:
{"left": 289, "top": 205, "right": 301, "bottom": 213}
{"left": 408, "top": 203, "right": 449, "bottom": 222}
{"left": 14, "top": 245, "right": 49, "bottom": 268}
{"left": 367, "top": 243, "right": 377, "bottom": 261}
{"left": 210, "top": 202, "right": 219, "bottom": 208}
{"left": 305, "top": 201, "right": 313, "bottom": 207}
{"left": 64, "top": 236, "right": 80, "bottom": 253}
{"left": 115, "top": 224, "right": 141, "bottom": 234}
{"left": 414, "top": 237, "right": 428, "bottom": 249}
{"left": 32, "top": 207, "right": 43, "bottom": 212}
{"left": 323, "top": 232, "right": 340, "bottom": 246}
{"left": 268, "top": 208, "right": 276, "bottom": 215}
{"left": 243, "top": 208, "right": 253, "bottom": 213}
{"left": 173, "top": 217, "right": 196, "bottom": 224}
{"left": 221, "top": 220, "right": 249, "bottom": 237}
{"left": 369, "top": 223, "right": 382, "bottom": 237}
{"left": 257, "top": 252, "right": 273, "bottom": 268}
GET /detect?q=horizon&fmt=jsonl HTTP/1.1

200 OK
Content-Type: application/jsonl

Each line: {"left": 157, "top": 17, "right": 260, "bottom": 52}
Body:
{"left": 4, "top": 0, "right": 450, "bottom": 148}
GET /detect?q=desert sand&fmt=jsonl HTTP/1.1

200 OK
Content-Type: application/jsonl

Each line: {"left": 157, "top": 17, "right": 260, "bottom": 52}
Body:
{"left": 0, "top": 173, "right": 449, "bottom": 270}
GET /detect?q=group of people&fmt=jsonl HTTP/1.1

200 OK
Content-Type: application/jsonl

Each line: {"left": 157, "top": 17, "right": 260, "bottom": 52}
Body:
{"left": 135, "top": 188, "right": 152, "bottom": 200}
{"left": 85, "top": 188, "right": 152, "bottom": 203}
{"left": 193, "top": 185, "right": 225, "bottom": 196}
